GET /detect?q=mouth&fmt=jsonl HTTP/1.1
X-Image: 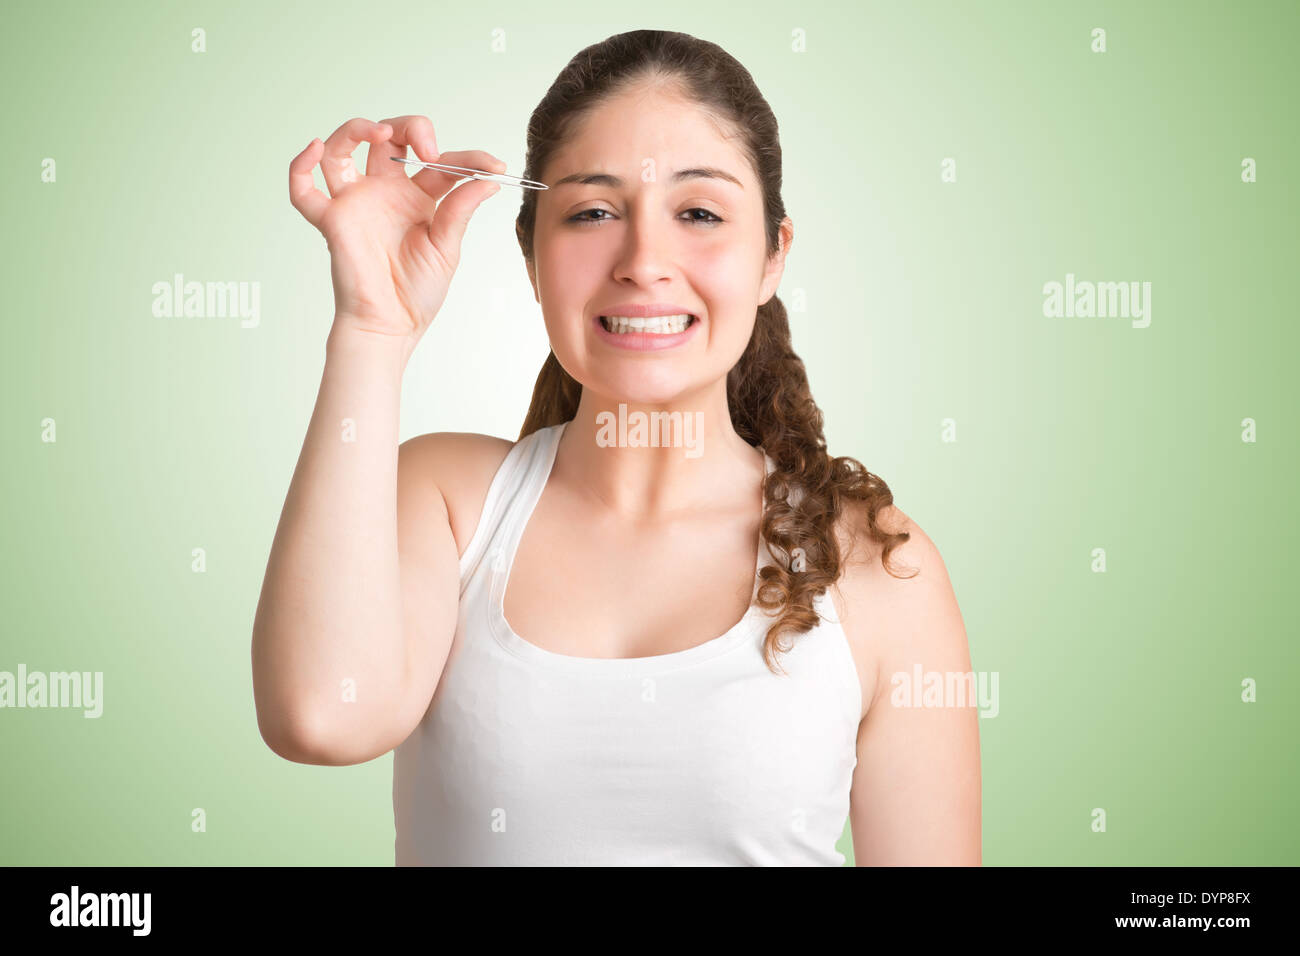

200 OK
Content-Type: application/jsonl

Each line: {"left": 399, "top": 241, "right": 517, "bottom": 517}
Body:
{"left": 597, "top": 314, "right": 698, "bottom": 334}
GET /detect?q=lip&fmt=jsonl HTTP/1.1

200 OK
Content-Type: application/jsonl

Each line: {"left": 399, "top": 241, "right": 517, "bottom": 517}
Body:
{"left": 594, "top": 303, "right": 698, "bottom": 319}
{"left": 592, "top": 312, "right": 701, "bottom": 351}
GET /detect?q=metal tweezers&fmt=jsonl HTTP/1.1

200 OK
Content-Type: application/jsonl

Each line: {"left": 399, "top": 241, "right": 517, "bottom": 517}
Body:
{"left": 389, "top": 156, "right": 547, "bottom": 190}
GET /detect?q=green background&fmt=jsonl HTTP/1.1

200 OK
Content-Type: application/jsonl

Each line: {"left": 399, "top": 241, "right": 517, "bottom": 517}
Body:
{"left": 2, "top": 0, "right": 1295, "bottom": 865}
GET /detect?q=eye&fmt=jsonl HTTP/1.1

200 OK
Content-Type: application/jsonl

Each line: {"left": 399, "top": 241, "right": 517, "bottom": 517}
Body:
{"left": 682, "top": 207, "right": 724, "bottom": 225}
{"left": 567, "top": 208, "right": 614, "bottom": 224}
{"left": 565, "top": 207, "right": 725, "bottom": 226}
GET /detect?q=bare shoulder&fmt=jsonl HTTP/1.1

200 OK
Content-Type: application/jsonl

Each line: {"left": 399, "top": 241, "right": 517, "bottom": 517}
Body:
{"left": 829, "top": 500, "right": 970, "bottom": 717}
{"left": 832, "top": 501, "right": 954, "bottom": 612}
{"left": 835, "top": 501, "right": 982, "bottom": 864}
{"left": 398, "top": 430, "right": 516, "bottom": 560}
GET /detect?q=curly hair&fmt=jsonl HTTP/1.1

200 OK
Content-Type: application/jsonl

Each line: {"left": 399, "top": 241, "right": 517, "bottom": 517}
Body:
{"left": 512, "top": 29, "right": 914, "bottom": 675}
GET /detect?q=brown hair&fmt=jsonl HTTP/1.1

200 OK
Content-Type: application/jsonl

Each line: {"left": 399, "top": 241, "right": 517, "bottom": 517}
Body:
{"left": 512, "top": 29, "right": 914, "bottom": 675}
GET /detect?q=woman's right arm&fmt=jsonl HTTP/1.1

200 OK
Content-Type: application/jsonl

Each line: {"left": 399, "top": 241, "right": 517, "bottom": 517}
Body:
{"left": 251, "top": 328, "right": 444, "bottom": 766}
{"left": 251, "top": 116, "right": 505, "bottom": 764}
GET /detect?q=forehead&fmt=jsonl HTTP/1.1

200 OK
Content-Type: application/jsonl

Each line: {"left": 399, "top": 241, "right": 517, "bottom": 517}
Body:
{"left": 542, "top": 87, "right": 752, "bottom": 189}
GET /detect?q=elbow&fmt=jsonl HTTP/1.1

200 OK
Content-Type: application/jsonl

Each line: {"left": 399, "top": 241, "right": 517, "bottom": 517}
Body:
{"left": 251, "top": 645, "right": 341, "bottom": 764}
{"left": 256, "top": 707, "right": 328, "bottom": 764}
{"left": 253, "top": 687, "right": 340, "bottom": 765}
{"left": 255, "top": 704, "right": 391, "bottom": 766}
{"left": 251, "top": 653, "right": 400, "bottom": 766}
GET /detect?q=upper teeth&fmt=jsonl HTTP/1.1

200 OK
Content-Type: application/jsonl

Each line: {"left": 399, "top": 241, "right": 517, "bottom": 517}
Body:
{"left": 601, "top": 314, "right": 694, "bottom": 333}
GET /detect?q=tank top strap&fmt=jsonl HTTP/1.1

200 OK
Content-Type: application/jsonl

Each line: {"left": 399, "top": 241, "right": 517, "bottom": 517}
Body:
{"left": 457, "top": 422, "right": 565, "bottom": 595}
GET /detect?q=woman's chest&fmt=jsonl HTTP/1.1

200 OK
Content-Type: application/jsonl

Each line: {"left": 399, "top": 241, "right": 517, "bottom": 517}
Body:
{"left": 449, "top": 473, "right": 877, "bottom": 722}
{"left": 503, "top": 508, "right": 761, "bottom": 659}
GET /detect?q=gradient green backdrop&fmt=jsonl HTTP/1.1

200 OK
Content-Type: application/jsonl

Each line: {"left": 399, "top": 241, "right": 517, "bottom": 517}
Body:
{"left": 3, "top": 0, "right": 1296, "bottom": 865}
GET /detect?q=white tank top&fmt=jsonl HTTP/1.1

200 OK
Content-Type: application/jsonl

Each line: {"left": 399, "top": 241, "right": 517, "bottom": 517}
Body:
{"left": 392, "top": 420, "right": 862, "bottom": 865}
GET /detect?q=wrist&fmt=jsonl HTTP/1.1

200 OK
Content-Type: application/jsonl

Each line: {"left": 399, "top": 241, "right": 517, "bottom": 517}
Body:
{"left": 325, "top": 323, "right": 414, "bottom": 374}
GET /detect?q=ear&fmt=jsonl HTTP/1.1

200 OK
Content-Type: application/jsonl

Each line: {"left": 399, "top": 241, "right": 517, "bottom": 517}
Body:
{"left": 757, "top": 217, "right": 794, "bottom": 307}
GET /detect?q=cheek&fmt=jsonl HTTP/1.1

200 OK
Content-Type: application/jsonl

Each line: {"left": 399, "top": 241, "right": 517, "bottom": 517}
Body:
{"left": 689, "top": 238, "right": 764, "bottom": 302}
{"left": 537, "top": 233, "right": 604, "bottom": 287}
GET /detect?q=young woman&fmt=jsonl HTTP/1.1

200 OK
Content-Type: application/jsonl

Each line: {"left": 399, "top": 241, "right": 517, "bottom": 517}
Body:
{"left": 254, "top": 29, "right": 981, "bottom": 866}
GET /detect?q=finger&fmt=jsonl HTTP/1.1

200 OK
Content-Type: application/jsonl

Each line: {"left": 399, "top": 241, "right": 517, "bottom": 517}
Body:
{"left": 366, "top": 114, "right": 437, "bottom": 177}
{"left": 320, "top": 117, "right": 393, "bottom": 196}
{"left": 426, "top": 177, "right": 502, "bottom": 264}
{"left": 289, "top": 138, "right": 329, "bottom": 229}
{"left": 407, "top": 148, "right": 510, "bottom": 204}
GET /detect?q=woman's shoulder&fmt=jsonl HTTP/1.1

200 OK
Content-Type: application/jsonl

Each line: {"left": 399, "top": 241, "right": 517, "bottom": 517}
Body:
{"left": 399, "top": 429, "right": 516, "bottom": 469}
{"left": 830, "top": 500, "right": 970, "bottom": 713}
{"left": 832, "top": 500, "right": 935, "bottom": 588}
{"left": 398, "top": 430, "right": 518, "bottom": 560}
{"left": 833, "top": 502, "right": 956, "bottom": 609}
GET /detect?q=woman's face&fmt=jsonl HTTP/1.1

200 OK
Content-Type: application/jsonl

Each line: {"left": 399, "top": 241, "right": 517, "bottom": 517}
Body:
{"left": 527, "top": 83, "right": 792, "bottom": 405}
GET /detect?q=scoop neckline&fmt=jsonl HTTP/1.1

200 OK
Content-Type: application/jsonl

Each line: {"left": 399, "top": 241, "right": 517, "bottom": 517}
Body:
{"left": 487, "top": 419, "right": 776, "bottom": 677}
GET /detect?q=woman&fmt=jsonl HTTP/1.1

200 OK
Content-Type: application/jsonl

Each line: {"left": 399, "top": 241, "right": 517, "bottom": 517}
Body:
{"left": 254, "top": 29, "right": 980, "bottom": 866}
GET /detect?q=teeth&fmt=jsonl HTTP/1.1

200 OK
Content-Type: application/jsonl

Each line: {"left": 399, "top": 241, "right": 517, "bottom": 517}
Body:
{"left": 600, "top": 314, "right": 695, "bottom": 334}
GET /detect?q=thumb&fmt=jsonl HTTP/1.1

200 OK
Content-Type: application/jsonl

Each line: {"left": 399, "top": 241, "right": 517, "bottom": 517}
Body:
{"left": 427, "top": 179, "right": 501, "bottom": 262}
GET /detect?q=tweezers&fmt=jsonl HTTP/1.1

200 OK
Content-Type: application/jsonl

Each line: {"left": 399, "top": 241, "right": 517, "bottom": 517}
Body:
{"left": 388, "top": 156, "right": 548, "bottom": 190}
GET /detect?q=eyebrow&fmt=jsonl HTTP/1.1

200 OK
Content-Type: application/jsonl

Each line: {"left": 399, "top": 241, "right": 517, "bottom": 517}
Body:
{"left": 548, "top": 167, "right": 744, "bottom": 190}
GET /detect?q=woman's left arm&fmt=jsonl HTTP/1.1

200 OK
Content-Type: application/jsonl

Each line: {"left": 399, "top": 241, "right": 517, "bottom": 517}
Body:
{"left": 842, "top": 510, "right": 982, "bottom": 866}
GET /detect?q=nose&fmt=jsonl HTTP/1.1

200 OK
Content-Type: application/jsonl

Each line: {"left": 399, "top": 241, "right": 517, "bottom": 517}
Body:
{"left": 611, "top": 204, "right": 675, "bottom": 286}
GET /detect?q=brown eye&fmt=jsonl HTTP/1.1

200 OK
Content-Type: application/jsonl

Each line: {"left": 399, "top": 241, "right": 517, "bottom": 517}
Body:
{"left": 568, "top": 208, "right": 612, "bottom": 223}
{"left": 681, "top": 208, "right": 723, "bottom": 224}
{"left": 566, "top": 207, "right": 724, "bottom": 226}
